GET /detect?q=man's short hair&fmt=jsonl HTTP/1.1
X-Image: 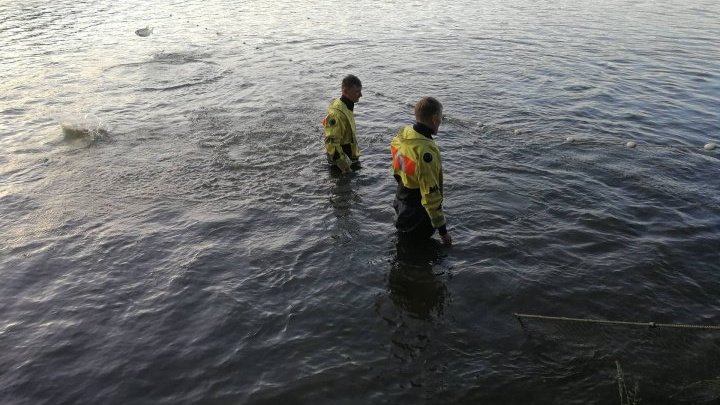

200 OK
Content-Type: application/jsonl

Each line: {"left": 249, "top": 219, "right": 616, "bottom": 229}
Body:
{"left": 342, "top": 74, "right": 362, "bottom": 89}
{"left": 415, "top": 97, "right": 443, "bottom": 123}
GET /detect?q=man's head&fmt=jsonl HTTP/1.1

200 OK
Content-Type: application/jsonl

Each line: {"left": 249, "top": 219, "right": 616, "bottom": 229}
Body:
{"left": 341, "top": 74, "right": 362, "bottom": 103}
{"left": 414, "top": 96, "right": 443, "bottom": 134}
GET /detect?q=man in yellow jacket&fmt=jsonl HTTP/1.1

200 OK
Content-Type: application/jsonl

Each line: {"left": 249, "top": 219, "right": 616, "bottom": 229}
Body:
{"left": 323, "top": 75, "right": 362, "bottom": 173}
{"left": 391, "top": 96, "right": 452, "bottom": 245}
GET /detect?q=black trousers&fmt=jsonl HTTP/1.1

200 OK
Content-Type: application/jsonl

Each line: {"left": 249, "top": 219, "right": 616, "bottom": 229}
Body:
{"left": 393, "top": 197, "right": 435, "bottom": 240}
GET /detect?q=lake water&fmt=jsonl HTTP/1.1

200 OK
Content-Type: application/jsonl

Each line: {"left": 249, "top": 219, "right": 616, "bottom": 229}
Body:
{"left": 1, "top": 0, "right": 719, "bottom": 403}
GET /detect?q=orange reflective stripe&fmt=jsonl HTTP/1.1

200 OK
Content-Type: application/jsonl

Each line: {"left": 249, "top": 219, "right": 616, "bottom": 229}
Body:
{"left": 391, "top": 147, "right": 417, "bottom": 176}
{"left": 391, "top": 146, "right": 400, "bottom": 170}
{"left": 403, "top": 156, "right": 416, "bottom": 176}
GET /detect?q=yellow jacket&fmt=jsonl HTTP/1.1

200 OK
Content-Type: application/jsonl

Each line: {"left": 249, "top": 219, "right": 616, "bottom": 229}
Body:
{"left": 323, "top": 98, "right": 360, "bottom": 172}
{"left": 390, "top": 126, "right": 446, "bottom": 228}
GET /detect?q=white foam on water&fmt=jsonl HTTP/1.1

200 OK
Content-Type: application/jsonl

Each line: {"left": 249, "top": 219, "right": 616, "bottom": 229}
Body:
{"left": 58, "top": 113, "right": 109, "bottom": 142}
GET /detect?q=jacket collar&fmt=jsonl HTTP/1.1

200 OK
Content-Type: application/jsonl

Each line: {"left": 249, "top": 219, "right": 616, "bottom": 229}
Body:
{"left": 340, "top": 95, "right": 354, "bottom": 111}
{"left": 413, "top": 122, "right": 433, "bottom": 139}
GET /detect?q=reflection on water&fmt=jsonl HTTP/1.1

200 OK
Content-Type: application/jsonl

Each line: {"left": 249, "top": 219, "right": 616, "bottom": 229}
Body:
{"left": 328, "top": 170, "right": 363, "bottom": 246}
{"left": 329, "top": 170, "right": 353, "bottom": 215}
{"left": 383, "top": 235, "right": 449, "bottom": 392}
{"left": 389, "top": 236, "right": 447, "bottom": 320}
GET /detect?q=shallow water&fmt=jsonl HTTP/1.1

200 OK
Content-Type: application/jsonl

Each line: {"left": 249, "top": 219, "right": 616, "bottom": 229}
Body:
{"left": 1, "top": 0, "right": 720, "bottom": 403}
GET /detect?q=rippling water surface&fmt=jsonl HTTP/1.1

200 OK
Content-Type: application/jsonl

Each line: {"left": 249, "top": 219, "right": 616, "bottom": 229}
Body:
{"left": 2, "top": 1, "right": 720, "bottom": 403}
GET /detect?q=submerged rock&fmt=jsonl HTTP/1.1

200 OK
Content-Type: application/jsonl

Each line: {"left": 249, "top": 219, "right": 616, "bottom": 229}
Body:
{"left": 135, "top": 27, "right": 153, "bottom": 37}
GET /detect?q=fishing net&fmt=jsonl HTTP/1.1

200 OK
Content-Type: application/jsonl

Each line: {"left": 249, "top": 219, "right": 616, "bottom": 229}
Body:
{"left": 515, "top": 314, "right": 720, "bottom": 404}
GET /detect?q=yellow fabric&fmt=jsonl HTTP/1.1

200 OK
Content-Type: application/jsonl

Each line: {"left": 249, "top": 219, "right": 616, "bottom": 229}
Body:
{"left": 323, "top": 98, "right": 359, "bottom": 172}
{"left": 390, "top": 126, "right": 446, "bottom": 228}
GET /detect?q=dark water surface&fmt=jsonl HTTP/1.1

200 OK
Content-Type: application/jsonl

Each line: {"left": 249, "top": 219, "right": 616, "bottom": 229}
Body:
{"left": 2, "top": 0, "right": 720, "bottom": 403}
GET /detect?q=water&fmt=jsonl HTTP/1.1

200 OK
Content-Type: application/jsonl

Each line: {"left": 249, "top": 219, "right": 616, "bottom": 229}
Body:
{"left": 1, "top": 0, "right": 719, "bottom": 403}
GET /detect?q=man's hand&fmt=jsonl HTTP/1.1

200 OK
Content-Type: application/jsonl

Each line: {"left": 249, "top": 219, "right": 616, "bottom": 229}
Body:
{"left": 440, "top": 232, "right": 452, "bottom": 246}
{"left": 335, "top": 154, "right": 352, "bottom": 174}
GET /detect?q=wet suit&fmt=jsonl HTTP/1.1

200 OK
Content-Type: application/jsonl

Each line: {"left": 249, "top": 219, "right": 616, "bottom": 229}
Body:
{"left": 391, "top": 122, "right": 448, "bottom": 240}
{"left": 323, "top": 96, "right": 360, "bottom": 173}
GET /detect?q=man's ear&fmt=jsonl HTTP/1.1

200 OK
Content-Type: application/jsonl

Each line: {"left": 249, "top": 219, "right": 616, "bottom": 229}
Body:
{"left": 433, "top": 114, "right": 443, "bottom": 129}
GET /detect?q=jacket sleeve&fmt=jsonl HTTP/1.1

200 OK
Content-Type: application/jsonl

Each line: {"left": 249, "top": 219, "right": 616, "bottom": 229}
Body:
{"left": 417, "top": 151, "right": 446, "bottom": 228}
{"left": 323, "top": 112, "right": 352, "bottom": 172}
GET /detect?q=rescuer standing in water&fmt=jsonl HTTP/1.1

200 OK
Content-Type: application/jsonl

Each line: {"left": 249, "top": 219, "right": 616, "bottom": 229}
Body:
{"left": 323, "top": 75, "right": 362, "bottom": 174}
{"left": 391, "top": 96, "right": 452, "bottom": 245}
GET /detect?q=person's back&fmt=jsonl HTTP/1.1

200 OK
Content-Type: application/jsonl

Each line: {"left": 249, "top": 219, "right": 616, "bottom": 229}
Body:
{"left": 391, "top": 97, "right": 452, "bottom": 245}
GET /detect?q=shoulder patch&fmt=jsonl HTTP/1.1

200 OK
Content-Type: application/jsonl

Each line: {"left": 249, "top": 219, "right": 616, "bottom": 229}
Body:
{"left": 322, "top": 114, "right": 337, "bottom": 127}
{"left": 423, "top": 152, "right": 433, "bottom": 163}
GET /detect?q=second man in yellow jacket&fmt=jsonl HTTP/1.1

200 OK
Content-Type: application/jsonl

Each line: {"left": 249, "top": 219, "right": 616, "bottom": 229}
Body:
{"left": 323, "top": 75, "right": 362, "bottom": 174}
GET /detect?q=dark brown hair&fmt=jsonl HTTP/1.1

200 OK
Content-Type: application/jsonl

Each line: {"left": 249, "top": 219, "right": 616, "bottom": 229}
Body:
{"left": 341, "top": 74, "right": 362, "bottom": 89}
{"left": 414, "top": 96, "right": 443, "bottom": 123}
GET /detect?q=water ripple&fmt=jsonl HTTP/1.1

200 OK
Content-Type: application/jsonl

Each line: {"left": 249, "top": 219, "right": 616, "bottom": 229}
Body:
{"left": 1, "top": 0, "right": 720, "bottom": 403}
